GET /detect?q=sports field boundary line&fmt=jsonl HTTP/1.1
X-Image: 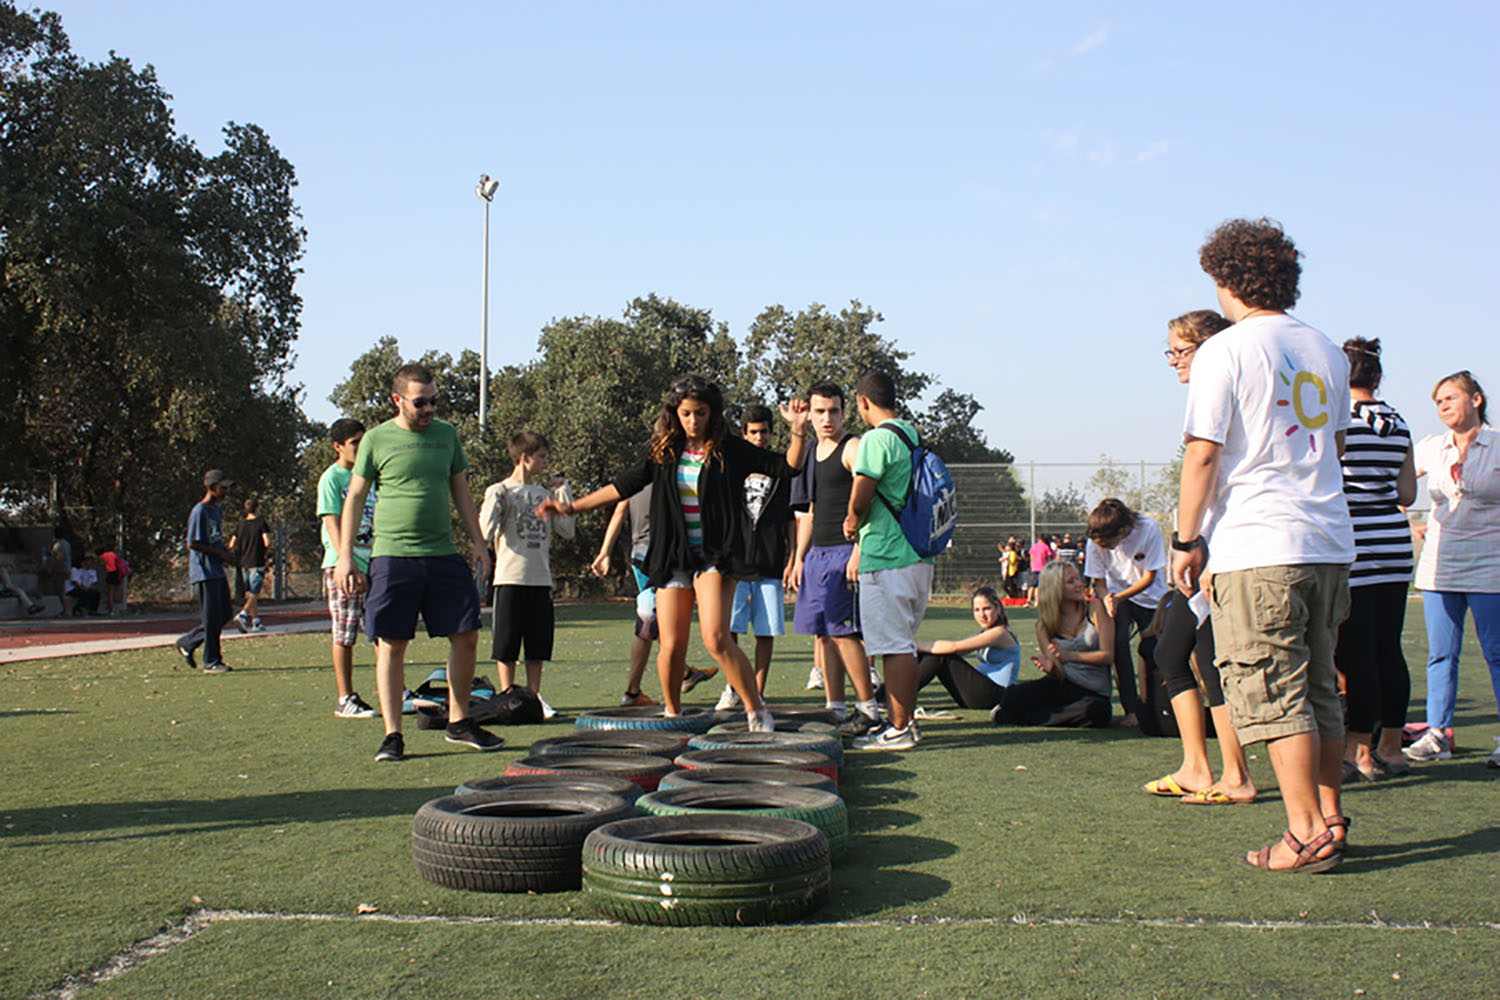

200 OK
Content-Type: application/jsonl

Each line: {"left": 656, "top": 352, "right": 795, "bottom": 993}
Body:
{"left": 37, "top": 907, "right": 1500, "bottom": 999}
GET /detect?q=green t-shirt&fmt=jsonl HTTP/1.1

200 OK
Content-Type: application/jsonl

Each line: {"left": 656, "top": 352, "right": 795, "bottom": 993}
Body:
{"left": 351, "top": 418, "right": 468, "bottom": 558}
{"left": 853, "top": 418, "right": 928, "bottom": 572}
{"left": 318, "top": 463, "right": 376, "bottom": 571}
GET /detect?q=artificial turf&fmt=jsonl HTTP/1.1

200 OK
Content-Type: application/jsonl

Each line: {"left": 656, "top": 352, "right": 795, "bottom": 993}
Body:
{"left": 2, "top": 601, "right": 1496, "bottom": 999}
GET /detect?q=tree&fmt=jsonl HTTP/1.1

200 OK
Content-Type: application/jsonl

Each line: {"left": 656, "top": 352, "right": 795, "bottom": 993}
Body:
{"left": 0, "top": 3, "right": 308, "bottom": 563}
{"left": 741, "top": 301, "right": 929, "bottom": 428}
{"left": 913, "top": 389, "right": 1014, "bottom": 463}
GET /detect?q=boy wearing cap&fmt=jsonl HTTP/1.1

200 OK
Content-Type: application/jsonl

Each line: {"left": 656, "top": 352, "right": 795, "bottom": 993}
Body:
{"left": 176, "top": 470, "right": 238, "bottom": 673}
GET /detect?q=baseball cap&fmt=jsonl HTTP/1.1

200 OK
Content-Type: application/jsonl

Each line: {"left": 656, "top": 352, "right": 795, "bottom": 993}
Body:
{"left": 203, "top": 469, "right": 235, "bottom": 487}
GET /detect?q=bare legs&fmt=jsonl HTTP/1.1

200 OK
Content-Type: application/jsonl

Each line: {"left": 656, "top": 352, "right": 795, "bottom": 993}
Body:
{"left": 331, "top": 641, "right": 355, "bottom": 700}
{"left": 374, "top": 630, "right": 479, "bottom": 735}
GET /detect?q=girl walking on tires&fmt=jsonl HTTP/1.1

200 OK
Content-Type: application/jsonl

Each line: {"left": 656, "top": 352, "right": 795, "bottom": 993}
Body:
{"left": 537, "top": 377, "right": 809, "bottom": 729}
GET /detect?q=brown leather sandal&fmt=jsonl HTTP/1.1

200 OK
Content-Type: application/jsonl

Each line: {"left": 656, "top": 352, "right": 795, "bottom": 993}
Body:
{"left": 1323, "top": 814, "right": 1351, "bottom": 854}
{"left": 1241, "top": 828, "right": 1342, "bottom": 873}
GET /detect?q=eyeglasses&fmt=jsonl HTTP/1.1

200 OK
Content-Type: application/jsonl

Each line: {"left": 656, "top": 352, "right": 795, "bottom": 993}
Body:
{"left": 1163, "top": 346, "right": 1197, "bottom": 361}
{"left": 404, "top": 394, "right": 438, "bottom": 409}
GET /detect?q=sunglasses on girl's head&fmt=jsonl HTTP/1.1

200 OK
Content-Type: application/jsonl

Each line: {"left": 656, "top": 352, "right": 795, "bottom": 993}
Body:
{"left": 671, "top": 377, "right": 711, "bottom": 393}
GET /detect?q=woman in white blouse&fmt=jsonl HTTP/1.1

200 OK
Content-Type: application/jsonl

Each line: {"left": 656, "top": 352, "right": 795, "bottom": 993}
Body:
{"left": 1404, "top": 371, "right": 1500, "bottom": 768}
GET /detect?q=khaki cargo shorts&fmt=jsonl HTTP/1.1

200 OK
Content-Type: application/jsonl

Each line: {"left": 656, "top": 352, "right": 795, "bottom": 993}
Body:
{"left": 1209, "top": 563, "right": 1350, "bottom": 745}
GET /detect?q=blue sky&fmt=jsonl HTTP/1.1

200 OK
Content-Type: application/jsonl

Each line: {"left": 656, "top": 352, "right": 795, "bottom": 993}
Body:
{"left": 47, "top": 1, "right": 1499, "bottom": 483}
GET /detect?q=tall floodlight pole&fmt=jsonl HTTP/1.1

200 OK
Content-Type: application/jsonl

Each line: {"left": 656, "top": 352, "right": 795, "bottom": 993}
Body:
{"left": 475, "top": 174, "right": 500, "bottom": 430}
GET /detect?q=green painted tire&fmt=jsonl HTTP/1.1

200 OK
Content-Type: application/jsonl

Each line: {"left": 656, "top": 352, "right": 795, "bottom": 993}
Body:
{"left": 637, "top": 785, "right": 848, "bottom": 859}
{"left": 581, "top": 814, "right": 830, "bottom": 925}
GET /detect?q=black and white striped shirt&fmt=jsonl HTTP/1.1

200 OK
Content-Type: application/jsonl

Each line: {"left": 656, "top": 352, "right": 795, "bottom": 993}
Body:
{"left": 1341, "top": 399, "right": 1413, "bottom": 587}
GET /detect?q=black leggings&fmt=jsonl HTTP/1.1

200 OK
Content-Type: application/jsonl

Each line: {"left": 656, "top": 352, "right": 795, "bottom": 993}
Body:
{"left": 1152, "top": 590, "right": 1224, "bottom": 706}
{"left": 1334, "top": 580, "right": 1410, "bottom": 732}
{"left": 991, "top": 675, "right": 1109, "bottom": 727}
{"left": 916, "top": 653, "right": 1007, "bottom": 710}
{"left": 1111, "top": 600, "right": 1154, "bottom": 716}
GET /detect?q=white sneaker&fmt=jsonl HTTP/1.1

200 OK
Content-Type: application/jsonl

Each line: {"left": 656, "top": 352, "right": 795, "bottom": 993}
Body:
{"left": 252, "top": 618, "right": 266, "bottom": 632}
{"left": 805, "top": 666, "right": 824, "bottom": 690}
{"left": 852, "top": 723, "right": 917, "bottom": 751}
{"left": 715, "top": 686, "right": 741, "bottom": 711}
{"left": 1403, "top": 728, "right": 1452, "bottom": 762}
{"left": 1486, "top": 737, "right": 1500, "bottom": 769}
{"left": 335, "top": 693, "right": 378, "bottom": 719}
{"left": 538, "top": 695, "right": 558, "bottom": 720}
{"left": 746, "top": 708, "right": 775, "bottom": 732}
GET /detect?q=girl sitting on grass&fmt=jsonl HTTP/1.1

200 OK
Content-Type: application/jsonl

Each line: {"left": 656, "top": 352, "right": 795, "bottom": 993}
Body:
{"left": 990, "top": 560, "right": 1114, "bottom": 728}
{"left": 913, "top": 586, "right": 1020, "bottom": 711}
{"left": 536, "top": 377, "right": 808, "bottom": 730}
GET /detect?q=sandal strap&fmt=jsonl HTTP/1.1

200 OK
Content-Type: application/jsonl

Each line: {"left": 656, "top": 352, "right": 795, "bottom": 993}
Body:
{"left": 1284, "top": 828, "right": 1337, "bottom": 867}
{"left": 1324, "top": 814, "right": 1350, "bottom": 832}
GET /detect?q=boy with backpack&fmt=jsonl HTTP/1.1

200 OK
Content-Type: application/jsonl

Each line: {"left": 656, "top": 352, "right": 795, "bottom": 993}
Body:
{"left": 480, "top": 430, "right": 575, "bottom": 719}
{"left": 843, "top": 371, "right": 955, "bottom": 750}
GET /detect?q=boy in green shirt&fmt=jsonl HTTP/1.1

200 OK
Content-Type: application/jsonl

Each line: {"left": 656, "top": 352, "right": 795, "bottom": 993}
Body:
{"left": 318, "top": 418, "right": 378, "bottom": 719}
{"left": 842, "top": 371, "right": 935, "bottom": 751}
{"left": 334, "top": 364, "right": 498, "bottom": 762}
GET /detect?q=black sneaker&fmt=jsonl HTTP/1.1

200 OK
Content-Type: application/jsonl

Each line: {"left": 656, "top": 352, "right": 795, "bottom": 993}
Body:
{"left": 175, "top": 643, "right": 198, "bottom": 670}
{"left": 202, "top": 662, "right": 233, "bottom": 674}
{"left": 838, "top": 710, "right": 882, "bottom": 738}
{"left": 445, "top": 718, "right": 504, "bottom": 751}
{"left": 374, "top": 732, "right": 405, "bottom": 762}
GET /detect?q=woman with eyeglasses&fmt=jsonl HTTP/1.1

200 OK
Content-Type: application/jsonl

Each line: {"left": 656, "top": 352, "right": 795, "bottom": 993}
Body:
{"left": 1404, "top": 371, "right": 1500, "bottom": 768}
{"left": 537, "top": 377, "right": 809, "bottom": 730}
{"left": 1333, "top": 338, "right": 1416, "bottom": 781}
{"left": 1140, "top": 310, "right": 1258, "bottom": 803}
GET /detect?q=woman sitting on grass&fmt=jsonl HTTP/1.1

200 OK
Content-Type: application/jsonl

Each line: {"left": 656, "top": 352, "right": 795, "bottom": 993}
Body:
{"left": 989, "top": 561, "right": 1114, "bottom": 728}
{"left": 913, "top": 586, "right": 1020, "bottom": 711}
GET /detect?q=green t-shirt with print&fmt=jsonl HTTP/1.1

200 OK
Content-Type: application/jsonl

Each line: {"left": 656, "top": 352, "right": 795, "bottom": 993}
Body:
{"left": 318, "top": 463, "right": 376, "bottom": 571}
{"left": 853, "top": 418, "right": 930, "bottom": 572}
{"left": 352, "top": 418, "right": 468, "bottom": 558}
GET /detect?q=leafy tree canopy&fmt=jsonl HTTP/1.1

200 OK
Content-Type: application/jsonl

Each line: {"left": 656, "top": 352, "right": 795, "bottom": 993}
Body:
{"left": 0, "top": 2, "right": 307, "bottom": 563}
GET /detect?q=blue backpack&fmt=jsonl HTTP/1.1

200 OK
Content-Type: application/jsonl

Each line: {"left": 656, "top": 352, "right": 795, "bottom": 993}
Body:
{"left": 875, "top": 423, "right": 957, "bottom": 558}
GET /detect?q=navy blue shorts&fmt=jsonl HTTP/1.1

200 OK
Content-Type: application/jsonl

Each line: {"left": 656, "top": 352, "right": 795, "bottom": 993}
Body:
{"left": 793, "top": 543, "right": 861, "bottom": 638}
{"left": 364, "top": 554, "right": 482, "bottom": 641}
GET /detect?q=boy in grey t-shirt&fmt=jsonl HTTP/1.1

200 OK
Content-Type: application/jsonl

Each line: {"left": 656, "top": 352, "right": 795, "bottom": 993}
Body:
{"left": 479, "top": 431, "right": 575, "bottom": 718}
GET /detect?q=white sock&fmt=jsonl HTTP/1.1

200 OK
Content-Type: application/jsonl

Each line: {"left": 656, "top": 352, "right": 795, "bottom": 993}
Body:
{"left": 857, "top": 699, "right": 880, "bottom": 719}
{"left": 825, "top": 700, "right": 847, "bottom": 714}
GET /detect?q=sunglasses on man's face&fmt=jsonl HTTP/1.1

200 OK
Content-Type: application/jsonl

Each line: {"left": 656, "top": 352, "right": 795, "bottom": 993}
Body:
{"left": 404, "top": 394, "right": 438, "bottom": 409}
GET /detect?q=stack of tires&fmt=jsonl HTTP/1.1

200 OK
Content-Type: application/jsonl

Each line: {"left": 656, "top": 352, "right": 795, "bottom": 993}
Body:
{"left": 413, "top": 704, "right": 853, "bottom": 925}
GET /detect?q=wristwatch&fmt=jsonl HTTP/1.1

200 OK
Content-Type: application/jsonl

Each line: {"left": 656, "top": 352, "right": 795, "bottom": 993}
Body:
{"left": 1170, "top": 531, "right": 1200, "bottom": 552}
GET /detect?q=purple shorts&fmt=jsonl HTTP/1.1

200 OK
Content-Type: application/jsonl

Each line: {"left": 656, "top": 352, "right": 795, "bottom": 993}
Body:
{"left": 793, "top": 543, "right": 861, "bottom": 638}
{"left": 364, "top": 554, "right": 482, "bottom": 642}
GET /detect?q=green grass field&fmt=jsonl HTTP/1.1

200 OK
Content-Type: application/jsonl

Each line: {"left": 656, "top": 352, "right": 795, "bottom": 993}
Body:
{"left": 3, "top": 601, "right": 1496, "bottom": 999}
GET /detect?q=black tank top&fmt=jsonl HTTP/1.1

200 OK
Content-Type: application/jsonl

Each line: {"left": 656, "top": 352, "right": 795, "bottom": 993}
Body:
{"left": 811, "top": 435, "right": 855, "bottom": 547}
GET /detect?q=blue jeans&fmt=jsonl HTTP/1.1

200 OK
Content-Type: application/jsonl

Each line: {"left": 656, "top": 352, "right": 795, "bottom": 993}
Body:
{"left": 1420, "top": 590, "right": 1500, "bottom": 729}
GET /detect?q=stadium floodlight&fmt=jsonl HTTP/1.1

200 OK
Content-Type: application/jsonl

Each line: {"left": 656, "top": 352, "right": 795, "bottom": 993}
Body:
{"left": 475, "top": 174, "right": 499, "bottom": 429}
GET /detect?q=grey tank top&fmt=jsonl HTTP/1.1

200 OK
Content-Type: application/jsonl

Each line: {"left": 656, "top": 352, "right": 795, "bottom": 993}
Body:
{"left": 1053, "top": 615, "right": 1111, "bottom": 698}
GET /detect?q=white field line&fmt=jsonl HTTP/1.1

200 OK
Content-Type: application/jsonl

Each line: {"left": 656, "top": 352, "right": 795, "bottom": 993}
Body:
{"left": 0, "top": 620, "right": 326, "bottom": 664}
{"left": 37, "top": 907, "right": 1500, "bottom": 999}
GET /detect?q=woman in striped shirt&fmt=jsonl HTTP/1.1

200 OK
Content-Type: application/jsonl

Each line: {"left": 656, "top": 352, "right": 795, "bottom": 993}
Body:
{"left": 1334, "top": 337, "right": 1416, "bottom": 780}
{"left": 538, "top": 377, "right": 809, "bottom": 729}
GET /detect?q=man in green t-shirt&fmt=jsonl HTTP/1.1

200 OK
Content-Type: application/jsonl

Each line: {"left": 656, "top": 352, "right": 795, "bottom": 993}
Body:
{"left": 318, "top": 418, "right": 378, "bottom": 720}
{"left": 842, "top": 371, "right": 934, "bottom": 751}
{"left": 334, "top": 364, "right": 498, "bottom": 762}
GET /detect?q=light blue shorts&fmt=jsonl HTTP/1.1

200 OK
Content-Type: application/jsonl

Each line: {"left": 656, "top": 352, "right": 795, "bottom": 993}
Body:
{"left": 731, "top": 578, "right": 786, "bottom": 636}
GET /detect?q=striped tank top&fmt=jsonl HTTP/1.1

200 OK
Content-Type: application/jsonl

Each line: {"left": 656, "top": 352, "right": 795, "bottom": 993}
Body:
{"left": 677, "top": 448, "right": 706, "bottom": 551}
{"left": 1340, "top": 399, "right": 1414, "bottom": 587}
